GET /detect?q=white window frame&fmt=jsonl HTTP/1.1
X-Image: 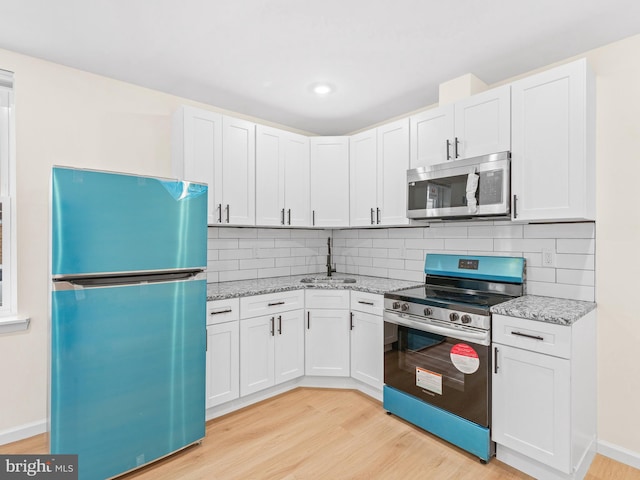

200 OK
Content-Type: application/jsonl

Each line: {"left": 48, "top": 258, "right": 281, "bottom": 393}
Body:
{"left": 0, "top": 69, "right": 27, "bottom": 332}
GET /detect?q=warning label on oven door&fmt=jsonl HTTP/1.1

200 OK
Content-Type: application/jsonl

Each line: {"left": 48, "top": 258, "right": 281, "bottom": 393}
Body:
{"left": 450, "top": 343, "right": 480, "bottom": 374}
{"left": 416, "top": 367, "right": 443, "bottom": 395}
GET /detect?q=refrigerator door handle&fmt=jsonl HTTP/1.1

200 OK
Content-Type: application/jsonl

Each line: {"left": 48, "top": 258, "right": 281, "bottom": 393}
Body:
{"left": 53, "top": 270, "right": 206, "bottom": 290}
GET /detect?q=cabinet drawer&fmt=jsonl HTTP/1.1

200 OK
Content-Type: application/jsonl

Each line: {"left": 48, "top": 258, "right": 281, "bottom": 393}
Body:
{"left": 207, "top": 298, "right": 240, "bottom": 325}
{"left": 492, "top": 314, "right": 571, "bottom": 359}
{"left": 305, "top": 289, "right": 350, "bottom": 309}
{"left": 350, "top": 291, "right": 384, "bottom": 316}
{"left": 240, "top": 290, "right": 304, "bottom": 319}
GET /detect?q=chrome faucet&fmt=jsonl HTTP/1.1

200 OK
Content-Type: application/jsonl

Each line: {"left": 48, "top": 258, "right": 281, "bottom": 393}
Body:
{"left": 326, "top": 237, "right": 336, "bottom": 277}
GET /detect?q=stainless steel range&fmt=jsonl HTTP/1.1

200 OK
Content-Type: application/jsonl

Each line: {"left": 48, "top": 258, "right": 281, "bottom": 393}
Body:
{"left": 383, "top": 253, "right": 525, "bottom": 462}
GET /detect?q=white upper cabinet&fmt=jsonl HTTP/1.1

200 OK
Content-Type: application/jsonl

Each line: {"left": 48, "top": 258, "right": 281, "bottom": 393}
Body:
{"left": 410, "top": 85, "right": 510, "bottom": 168}
{"left": 511, "top": 59, "right": 595, "bottom": 222}
{"left": 172, "top": 106, "right": 222, "bottom": 225}
{"left": 310, "top": 137, "right": 350, "bottom": 227}
{"left": 377, "top": 119, "right": 410, "bottom": 225}
{"left": 350, "top": 119, "right": 409, "bottom": 226}
{"left": 221, "top": 116, "right": 256, "bottom": 225}
{"left": 256, "top": 126, "right": 310, "bottom": 226}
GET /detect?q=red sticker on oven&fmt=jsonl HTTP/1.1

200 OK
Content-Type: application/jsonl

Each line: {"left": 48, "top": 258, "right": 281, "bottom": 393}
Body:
{"left": 450, "top": 343, "right": 480, "bottom": 374}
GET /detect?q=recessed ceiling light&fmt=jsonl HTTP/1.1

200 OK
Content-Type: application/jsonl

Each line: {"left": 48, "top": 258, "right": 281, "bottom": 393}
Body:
{"left": 311, "top": 83, "right": 334, "bottom": 95}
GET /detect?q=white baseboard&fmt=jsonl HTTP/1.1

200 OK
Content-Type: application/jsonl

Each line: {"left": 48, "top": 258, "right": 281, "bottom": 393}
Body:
{"left": 0, "top": 419, "right": 47, "bottom": 446}
{"left": 598, "top": 439, "right": 640, "bottom": 470}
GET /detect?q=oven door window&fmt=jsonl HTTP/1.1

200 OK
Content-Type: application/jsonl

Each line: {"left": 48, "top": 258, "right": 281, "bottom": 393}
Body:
{"left": 384, "top": 322, "right": 489, "bottom": 427}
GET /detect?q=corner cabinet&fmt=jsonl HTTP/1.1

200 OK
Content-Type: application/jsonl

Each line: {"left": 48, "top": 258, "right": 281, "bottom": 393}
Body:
{"left": 172, "top": 107, "right": 255, "bottom": 226}
{"left": 350, "top": 119, "right": 409, "bottom": 226}
{"left": 309, "top": 137, "right": 350, "bottom": 227}
{"left": 492, "top": 311, "right": 597, "bottom": 480}
{"left": 256, "top": 125, "right": 310, "bottom": 226}
{"left": 511, "top": 59, "right": 595, "bottom": 222}
{"left": 409, "top": 85, "right": 510, "bottom": 168}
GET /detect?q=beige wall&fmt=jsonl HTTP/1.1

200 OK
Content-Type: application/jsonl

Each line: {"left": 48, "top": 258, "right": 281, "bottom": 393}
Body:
{"left": 0, "top": 32, "right": 639, "bottom": 459}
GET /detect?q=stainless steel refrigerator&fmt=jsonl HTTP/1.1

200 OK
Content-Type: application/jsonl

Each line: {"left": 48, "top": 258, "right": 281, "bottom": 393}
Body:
{"left": 50, "top": 166, "right": 208, "bottom": 480}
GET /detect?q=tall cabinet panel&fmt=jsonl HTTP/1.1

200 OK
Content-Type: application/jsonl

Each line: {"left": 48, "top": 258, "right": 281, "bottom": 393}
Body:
{"left": 171, "top": 106, "right": 222, "bottom": 225}
{"left": 283, "top": 132, "right": 311, "bottom": 226}
{"left": 349, "top": 129, "right": 378, "bottom": 226}
{"left": 310, "top": 137, "right": 350, "bottom": 227}
{"left": 511, "top": 59, "right": 595, "bottom": 222}
{"left": 221, "top": 116, "right": 256, "bottom": 225}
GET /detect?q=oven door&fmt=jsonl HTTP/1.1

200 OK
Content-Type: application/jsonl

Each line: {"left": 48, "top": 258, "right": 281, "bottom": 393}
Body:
{"left": 407, "top": 153, "right": 510, "bottom": 219}
{"left": 384, "top": 310, "right": 491, "bottom": 427}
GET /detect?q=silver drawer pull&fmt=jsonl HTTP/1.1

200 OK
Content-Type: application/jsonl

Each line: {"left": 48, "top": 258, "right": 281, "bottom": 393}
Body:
{"left": 210, "top": 309, "right": 232, "bottom": 315}
{"left": 268, "top": 301, "right": 285, "bottom": 307}
{"left": 357, "top": 301, "right": 374, "bottom": 306}
{"left": 511, "top": 331, "right": 544, "bottom": 341}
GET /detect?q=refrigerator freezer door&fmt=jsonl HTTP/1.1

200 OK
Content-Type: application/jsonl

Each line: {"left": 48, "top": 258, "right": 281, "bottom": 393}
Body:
{"left": 50, "top": 279, "right": 206, "bottom": 480}
{"left": 51, "top": 167, "right": 207, "bottom": 277}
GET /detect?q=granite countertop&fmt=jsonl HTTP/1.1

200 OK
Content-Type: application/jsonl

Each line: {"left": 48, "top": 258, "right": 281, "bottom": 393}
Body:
{"left": 490, "top": 295, "right": 597, "bottom": 326}
{"left": 207, "top": 273, "right": 423, "bottom": 301}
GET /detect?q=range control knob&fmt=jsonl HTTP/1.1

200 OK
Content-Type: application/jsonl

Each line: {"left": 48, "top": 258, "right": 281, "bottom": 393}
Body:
{"left": 423, "top": 307, "right": 433, "bottom": 316}
{"left": 392, "top": 301, "right": 401, "bottom": 309}
{"left": 461, "top": 314, "right": 472, "bottom": 324}
{"left": 401, "top": 303, "right": 410, "bottom": 312}
{"left": 449, "top": 312, "right": 459, "bottom": 322}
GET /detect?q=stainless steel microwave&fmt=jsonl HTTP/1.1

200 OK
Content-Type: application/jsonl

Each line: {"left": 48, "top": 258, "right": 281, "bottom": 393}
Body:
{"left": 407, "top": 152, "right": 510, "bottom": 220}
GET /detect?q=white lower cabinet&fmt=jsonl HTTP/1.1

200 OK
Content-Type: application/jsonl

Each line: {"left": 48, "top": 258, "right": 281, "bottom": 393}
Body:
{"left": 492, "top": 311, "right": 597, "bottom": 480}
{"left": 349, "top": 291, "right": 384, "bottom": 390}
{"left": 206, "top": 321, "right": 240, "bottom": 408}
{"left": 240, "top": 309, "right": 305, "bottom": 397}
{"left": 206, "top": 298, "right": 240, "bottom": 409}
{"left": 305, "top": 290, "right": 350, "bottom": 377}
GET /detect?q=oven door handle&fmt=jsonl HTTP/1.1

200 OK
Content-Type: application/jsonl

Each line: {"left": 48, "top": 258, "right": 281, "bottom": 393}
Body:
{"left": 384, "top": 311, "right": 490, "bottom": 346}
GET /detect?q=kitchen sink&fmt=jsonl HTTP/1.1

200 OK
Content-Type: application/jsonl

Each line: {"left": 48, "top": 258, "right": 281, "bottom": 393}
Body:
{"left": 300, "top": 277, "right": 356, "bottom": 284}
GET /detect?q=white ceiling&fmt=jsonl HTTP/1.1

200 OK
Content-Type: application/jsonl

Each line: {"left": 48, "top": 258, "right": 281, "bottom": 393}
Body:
{"left": 1, "top": 0, "right": 639, "bottom": 135}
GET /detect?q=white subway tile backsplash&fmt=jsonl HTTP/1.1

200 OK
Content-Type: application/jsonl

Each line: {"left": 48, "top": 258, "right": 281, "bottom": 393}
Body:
{"left": 240, "top": 258, "right": 274, "bottom": 270}
{"left": 257, "top": 247, "right": 291, "bottom": 258}
{"left": 557, "top": 269, "right": 595, "bottom": 286}
{"left": 493, "top": 238, "right": 555, "bottom": 253}
{"left": 257, "top": 228, "right": 291, "bottom": 238}
{"left": 372, "top": 238, "right": 405, "bottom": 248}
{"left": 524, "top": 222, "right": 595, "bottom": 239}
{"left": 208, "top": 259, "right": 239, "bottom": 271}
{"left": 218, "top": 227, "right": 258, "bottom": 239}
{"left": 258, "top": 267, "right": 291, "bottom": 278}
{"left": 346, "top": 238, "right": 373, "bottom": 248}
{"left": 359, "top": 248, "right": 388, "bottom": 258}
{"left": 238, "top": 238, "right": 276, "bottom": 249}
{"left": 209, "top": 239, "right": 239, "bottom": 249}
{"left": 445, "top": 238, "right": 493, "bottom": 251}
{"left": 527, "top": 281, "right": 595, "bottom": 302}
{"left": 493, "top": 225, "right": 524, "bottom": 238}
{"left": 527, "top": 267, "right": 556, "bottom": 283}
{"left": 372, "top": 257, "right": 404, "bottom": 269}
{"left": 388, "top": 228, "right": 424, "bottom": 238}
{"left": 556, "top": 254, "right": 595, "bottom": 270}
{"left": 405, "top": 238, "right": 445, "bottom": 250}
{"left": 218, "top": 248, "right": 253, "bottom": 260}
{"left": 467, "top": 226, "right": 495, "bottom": 238}
{"left": 557, "top": 239, "right": 595, "bottom": 254}
{"left": 359, "top": 229, "right": 389, "bottom": 239}
{"left": 219, "top": 269, "right": 257, "bottom": 282}
{"left": 426, "top": 226, "right": 467, "bottom": 238}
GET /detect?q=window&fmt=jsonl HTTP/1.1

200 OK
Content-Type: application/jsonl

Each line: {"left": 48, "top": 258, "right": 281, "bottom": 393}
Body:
{"left": 0, "top": 69, "right": 18, "bottom": 325}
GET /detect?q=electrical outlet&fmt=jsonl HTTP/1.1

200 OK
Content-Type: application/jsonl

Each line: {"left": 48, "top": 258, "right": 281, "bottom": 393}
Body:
{"left": 542, "top": 248, "right": 556, "bottom": 267}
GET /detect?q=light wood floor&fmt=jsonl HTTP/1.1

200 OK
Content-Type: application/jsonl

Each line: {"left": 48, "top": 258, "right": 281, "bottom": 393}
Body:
{"left": 2, "top": 388, "right": 639, "bottom": 479}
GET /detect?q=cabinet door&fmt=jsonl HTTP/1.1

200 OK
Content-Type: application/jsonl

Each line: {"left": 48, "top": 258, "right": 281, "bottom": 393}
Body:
{"left": 274, "top": 309, "right": 305, "bottom": 384}
{"left": 310, "top": 137, "right": 350, "bottom": 227}
{"left": 350, "top": 311, "right": 383, "bottom": 389}
{"left": 283, "top": 132, "right": 310, "bottom": 226}
{"left": 492, "top": 343, "right": 571, "bottom": 473}
{"left": 511, "top": 59, "right": 595, "bottom": 222}
{"left": 377, "top": 118, "right": 410, "bottom": 225}
{"left": 349, "top": 128, "right": 378, "bottom": 226}
{"left": 240, "top": 315, "right": 275, "bottom": 396}
{"left": 409, "top": 105, "right": 454, "bottom": 168}
{"left": 221, "top": 116, "right": 256, "bottom": 225}
{"left": 304, "top": 309, "right": 350, "bottom": 377}
{"left": 206, "top": 321, "right": 239, "bottom": 408}
{"left": 172, "top": 106, "right": 222, "bottom": 225}
{"left": 255, "top": 125, "right": 284, "bottom": 226}
{"left": 454, "top": 85, "right": 510, "bottom": 160}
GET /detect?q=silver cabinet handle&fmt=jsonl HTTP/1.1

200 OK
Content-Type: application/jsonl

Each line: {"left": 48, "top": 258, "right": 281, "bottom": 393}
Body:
{"left": 494, "top": 347, "right": 499, "bottom": 374}
{"left": 511, "top": 331, "right": 544, "bottom": 341}
{"left": 225, "top": 204, "right": 230, "bottom": 223}
{"left": 217, "top": 204, "right": 222, "bottom": 223}
{"left": 513, "top": 195, "right": 518, "bottom": 218}
{"left": 446, "top": 139, "right": 451, "bottom": 160}
{"left": 307, "top": 311, "right": 310, "bottom": 329}
{"left": 281, "top": 208, "right": 285, "bottom": 225}
{"left": 350, "top": 312, "right": 354, "bottom": 331}
{"left": 278, "top": 315, "right": 282, "bottom": 335}
{"left": 376, "top": 207, "right": 381, "bottom": 224}
{"left": 268, "top": 301, "right": 285, "bottom": 307}
{"left": 312, "top": 210, "right": 315, "bottom": 226}
{"left": 370, "top": 208, "right": 375, "bottom": 225}
{"left": 454, "top": 137, "right": 460, "bottom": 158}
{"left": 358, "top": 300, "right": 374, "bottom": 306}
{"left": 210, "top": 309, "right": 232, "bottom": 315}
{"left": 288, "top": 209, "right": 291, "bottom": 225}
{"left": 270, "top": 317, "right": 275, "bottom": 336}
